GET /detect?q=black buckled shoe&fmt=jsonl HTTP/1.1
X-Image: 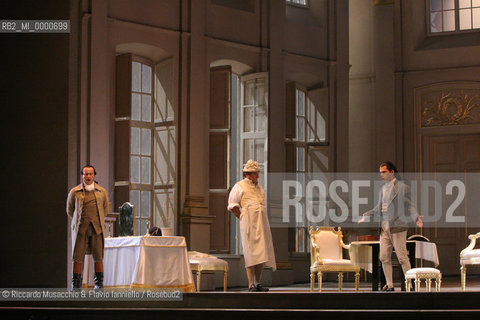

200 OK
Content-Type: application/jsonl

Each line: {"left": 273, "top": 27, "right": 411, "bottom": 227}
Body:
{"left": 94, "top": 272, "right": 104, "bottom": 290}
{"left": 72, "top": 273, "right": 82, "bottom": 289}
{"left": 381, "top": 285, "right": 394, "bottom": 292}
{"left": 256, "top": 284, "right": 269, "bottom": 292}
{"left": 248, "top": 284, "right": 257, "bottom": 292}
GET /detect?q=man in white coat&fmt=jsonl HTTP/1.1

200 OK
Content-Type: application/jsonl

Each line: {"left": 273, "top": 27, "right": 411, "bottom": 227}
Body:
{"left": 228, "top": 160, "right": 276, "bottom": 292}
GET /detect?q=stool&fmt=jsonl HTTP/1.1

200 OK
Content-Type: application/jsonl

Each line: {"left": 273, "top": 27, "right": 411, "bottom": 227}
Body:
{"left": 405, "top": 267, "right": 442, "bottom": 292}
{"left": 188, "top": 251, "right": 228, "bottom": 292}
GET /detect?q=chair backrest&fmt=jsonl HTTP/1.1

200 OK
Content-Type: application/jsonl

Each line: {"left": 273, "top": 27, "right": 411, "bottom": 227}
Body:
{"left": 119, "top": 202, "right": 135, "bottom": 236}
{"left": 309, "top": 227, "right": 343, "bottom": 263}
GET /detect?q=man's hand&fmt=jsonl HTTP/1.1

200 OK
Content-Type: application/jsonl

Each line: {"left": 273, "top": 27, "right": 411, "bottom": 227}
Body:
{"left": 358, "top": 216, "right": 366, "bottom": 224}
{"left": 416, "top": 215, "right": 423, "bottom": 228}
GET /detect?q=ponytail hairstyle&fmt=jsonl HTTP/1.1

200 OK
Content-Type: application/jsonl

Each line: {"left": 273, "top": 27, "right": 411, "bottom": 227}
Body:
{"left": 380, "top": 161, "right": 401, "bottom": 180}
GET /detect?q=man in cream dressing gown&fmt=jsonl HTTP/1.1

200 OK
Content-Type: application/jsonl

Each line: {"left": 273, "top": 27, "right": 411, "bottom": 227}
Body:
{"left": 228, "top": 160, "right": 276, "bottom": 292}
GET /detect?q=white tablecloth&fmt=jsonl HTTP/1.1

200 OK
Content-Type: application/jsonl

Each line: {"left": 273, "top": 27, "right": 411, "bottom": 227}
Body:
{"left": 84, "top": 236, "right": 194, "bottom": 292}
{"left": 349, "top": 240, "right": 440, "bottom": 273}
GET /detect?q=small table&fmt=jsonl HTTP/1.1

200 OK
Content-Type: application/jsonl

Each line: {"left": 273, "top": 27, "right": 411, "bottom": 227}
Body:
{"left": 350, "top": 240, "right": 439, "bottom": 291}
{"left": 85, "top": 236, "right": 195, "bottom": 292}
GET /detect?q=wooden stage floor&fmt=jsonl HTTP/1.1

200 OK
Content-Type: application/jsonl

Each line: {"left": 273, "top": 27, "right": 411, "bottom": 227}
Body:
{"left": 2, "top": 276, "right": 480, "bottom": 320}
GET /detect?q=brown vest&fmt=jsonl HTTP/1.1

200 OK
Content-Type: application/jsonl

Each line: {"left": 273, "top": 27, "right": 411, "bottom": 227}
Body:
{"left": 81, "top": 191, "right": 102, "bottom": 234}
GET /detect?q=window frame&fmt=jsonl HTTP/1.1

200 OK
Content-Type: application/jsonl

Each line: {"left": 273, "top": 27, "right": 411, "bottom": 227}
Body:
{"left": 427, "top": 0, "right": 480, "bottom": 35}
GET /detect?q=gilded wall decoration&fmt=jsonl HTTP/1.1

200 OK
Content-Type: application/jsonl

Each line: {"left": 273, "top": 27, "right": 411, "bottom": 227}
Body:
{"left": 421, "top": 89, "right": 480, "bottom": 127}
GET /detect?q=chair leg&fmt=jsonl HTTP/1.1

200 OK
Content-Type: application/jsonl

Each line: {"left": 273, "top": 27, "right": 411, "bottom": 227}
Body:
{"left": 318, "top": 272, "right": 323, "bottom": 292}
{"left": 310, "top": 272, "right": 315, "bottom": 292}
{"left": 355, "top": 272, "right": 360, "bottom": 291}
{"left": 426, "top": 278, "right": 432, "bottom": 292}
{"left": 406, "top": 278, "right": 411, "bottom": 292}
{"left": 223, "top": 270, "right": 227, "bottom": 292}
{"left": 415, "top": 277, "right": 421, "bottom": 292}
{"left": 436, "top": 276, "right": 441, "bottom": 292}
{"left": 338, "top": 272, "right": 343, "bottom": 291}
{"left": 461, "top": 265, "right": 466, "bottom": 291}
{"left": 197, "top": 271, "right": 201, "bottom": 292}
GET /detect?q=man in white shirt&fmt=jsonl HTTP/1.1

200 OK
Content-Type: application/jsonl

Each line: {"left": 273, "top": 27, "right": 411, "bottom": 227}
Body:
{"left": 228, "top": 160, "right": 276, "bottom": 292}
{"left": 359, "top": 161, "right": 423, "bottom": 291}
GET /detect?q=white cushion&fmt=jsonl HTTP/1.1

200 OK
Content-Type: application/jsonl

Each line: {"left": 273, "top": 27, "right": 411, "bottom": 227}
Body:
{"left": 405, "top": 267, "right": 441, "bottom": 276}
{"left": 317, "top": 259, "right": 354, "bottom": 266}
{"left": 462, "top": 249, "right": 480, "bottom": 260}
{"left": 188, "top": 251, "right": 228, "bottom": 267}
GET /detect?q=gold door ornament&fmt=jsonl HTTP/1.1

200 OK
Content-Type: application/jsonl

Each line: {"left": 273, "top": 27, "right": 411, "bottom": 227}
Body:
{"left": 421, "top": 90, "right": 480, "bottom": 127}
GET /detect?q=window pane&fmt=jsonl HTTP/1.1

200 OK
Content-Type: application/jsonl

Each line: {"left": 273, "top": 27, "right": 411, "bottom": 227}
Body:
{"left": 130, "top": 156, "right": 140, "bottom": 183}
{"left": 297, "top": 118, "right": 305, "bottom": 141}
{"left": 460, "top": 8, "right": 473, "bottom": 29}
{"left": 132, "top": 93, "right": 141, "bottom": 120}
{"left": 155, "top": 192, "right": 167, "bottom": 226}
{"left": 254, "top": 106, "right": 266, "bottom": 132}
{"left": 256, "top": 79, "right": 265, "bottom": 106}
{"left": 459, "top": 0, "right": 471, "bottom": 8}
{"left": 443, "top": 0, "right": 454, "bottom": 10}
{"left": 130, "top": 190, "right": 140, "bottom": 218}
{"left": 131, "top": 127, "right": 140, "bottom": 155}
{"left": 139, "top": 219, "right": 148, "bottom": 236}
{"left": 243, "top": 107, "right": 253, "bottom": 132}
{"left": 296, "top": 90, "right": 305, "bottom": 116}
{"left": 135, "top": 222, "right": 140, "bottom": 236}
{"left": 473, "top": 8, "right": 480, "bottom": 28}
{"left": 141, "top": 191, "right": 150, "bottom": 218}
{"left": 244, "top": 80, "right": 255, "bottom": 105}
{"left": 443, "top": 10, "right": 455, "bottom": 31}
{"left": 142, "top": 64, "right": 152, "bottom": 94}
{"left": 430, "top": 0, "right": 442, "bottom": 11}
{"left": 155, "top": 127, "right": 168, "bottom": 185}
{"left": 243, "top": 139, "right": 254, "bottom": 163}
{"left": 141, "top": 156, "right": 151, "bottom": 184}
{"left": 255, "top": 139, "right": 264, "bottom": 163}
{"left": 141, "top": 128, "right": 151, "bottom": 156}
{"left": 297, "top": 147, "right": 305, "bottom": 172}
{"left": 132, "top": 62, "right": 141, "bottom": 92}
{"left": 431, "top": 11, "right": 443, "bottom": 32}
{"left": 142, "top": 94, "right": 152, "bottom": 122}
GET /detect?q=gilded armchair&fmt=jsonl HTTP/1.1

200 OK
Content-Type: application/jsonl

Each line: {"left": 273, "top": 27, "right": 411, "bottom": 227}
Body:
{"left": 460, "top": 232, "right": 480, "bottom": 291}
{"left": 309, "top": 226, "right": 360, "bottom": 292}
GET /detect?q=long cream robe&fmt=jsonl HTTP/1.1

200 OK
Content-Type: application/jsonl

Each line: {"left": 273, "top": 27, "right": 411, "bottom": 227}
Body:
{"left": 228, "top": 179, "right": 276, "bottom": 270}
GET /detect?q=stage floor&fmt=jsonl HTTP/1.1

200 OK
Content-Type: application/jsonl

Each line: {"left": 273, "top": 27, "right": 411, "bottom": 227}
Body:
{"left": 2, "top": 277, "right": 480, "bottom": 320}
{"left": 227, "top": 275, "right": 480, "bottom": 293}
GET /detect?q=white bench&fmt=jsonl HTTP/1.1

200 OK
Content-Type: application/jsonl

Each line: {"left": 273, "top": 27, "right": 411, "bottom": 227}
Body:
{"left": 405, "top": 267, "right": 442, "bottom": 292}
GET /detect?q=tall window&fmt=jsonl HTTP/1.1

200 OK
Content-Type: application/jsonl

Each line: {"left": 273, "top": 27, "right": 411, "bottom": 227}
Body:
{"left": 286, "top": 83, "right": 329, "bottom": 253}
{"left": 208, "top": 67, "right": 268, "bottom": 255}
{"left": 429, "top": 0, "right": 480, "bottom": 33}
{"left": 240, "top": 73, "right": 268, "bottom": 188}
{"left": 130, "top": 60, "right": 154, "bottom": 235}
{"left": 115, "top": 54, "right": 176, "bottom": 236}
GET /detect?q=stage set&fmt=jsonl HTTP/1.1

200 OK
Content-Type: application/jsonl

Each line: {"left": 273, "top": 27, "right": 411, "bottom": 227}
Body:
{"left": 2, "top": 230, "right": 480, "bottom": 320}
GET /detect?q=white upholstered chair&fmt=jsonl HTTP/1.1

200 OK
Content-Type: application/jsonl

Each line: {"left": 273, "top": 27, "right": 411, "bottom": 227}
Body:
{"left": 309, "top": 226, "right": 360, "bottom": 292}
{"left": 460, "top": 232, "right": 480, "bottom": 291}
